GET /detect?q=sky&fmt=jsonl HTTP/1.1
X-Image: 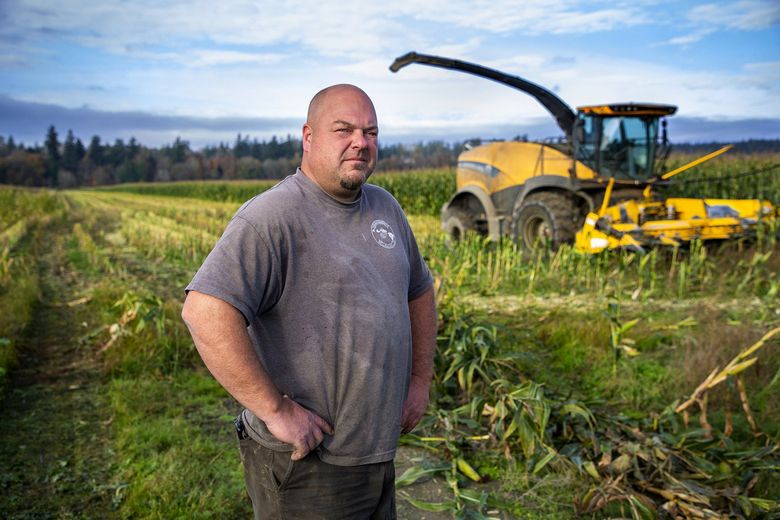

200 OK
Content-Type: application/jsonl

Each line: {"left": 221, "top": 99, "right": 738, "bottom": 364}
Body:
{"left": 1, "top": 0, "right": 779, "bottom": 149}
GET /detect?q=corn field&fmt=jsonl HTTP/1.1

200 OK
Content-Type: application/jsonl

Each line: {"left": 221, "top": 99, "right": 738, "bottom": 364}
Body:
{"left": 100, "top": 168, "right": 456, "bottom": 217}
{"left": 1, "top": 154, "right": 779, "bottom": 519}
{"left": 663, "top": 152, "right": 780, "bottom": 202}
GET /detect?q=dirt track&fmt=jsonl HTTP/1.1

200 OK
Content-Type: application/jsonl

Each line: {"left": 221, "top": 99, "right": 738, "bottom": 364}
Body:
{"left": 0, "top": 227, "right": 115, "bottom": 518}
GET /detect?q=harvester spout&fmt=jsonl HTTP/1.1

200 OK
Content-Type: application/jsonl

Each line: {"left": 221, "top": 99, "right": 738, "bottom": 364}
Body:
{"left": 390, "top": 51, "right": 577, "bottom": 139}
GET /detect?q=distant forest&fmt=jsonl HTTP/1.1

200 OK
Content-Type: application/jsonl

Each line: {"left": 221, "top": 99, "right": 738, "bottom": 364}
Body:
{"left": 1, "top": 125, "right": 778, "bottom": 187}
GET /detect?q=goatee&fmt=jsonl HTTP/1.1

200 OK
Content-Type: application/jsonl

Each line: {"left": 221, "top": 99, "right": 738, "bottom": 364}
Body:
{"left": 340, "top": 178, "right": 363, "bottom": 191}
{"left": 340, "top": 170, "right": 371, "bottom": 191}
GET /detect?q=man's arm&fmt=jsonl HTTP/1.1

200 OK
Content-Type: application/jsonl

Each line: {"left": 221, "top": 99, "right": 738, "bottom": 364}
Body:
{"left": 181, "top": 290, "right": 333, "bottom": 460}
{"left": 400, "top": 285, "right": 437, "bottom": 433}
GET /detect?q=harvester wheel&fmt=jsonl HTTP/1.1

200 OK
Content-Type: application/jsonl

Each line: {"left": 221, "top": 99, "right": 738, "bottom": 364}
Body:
{"left": 442, "top": 206, "right": 473, "bottom": 241}
{"left": 512, "top": 192, "right": 579, "bottom": 249}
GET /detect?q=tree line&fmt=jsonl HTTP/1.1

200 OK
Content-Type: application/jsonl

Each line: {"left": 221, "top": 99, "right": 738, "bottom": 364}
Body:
{"left": 2, "top": 126, "right": 777, "bottom": 188}
{"left": 670, "top": 140, "right": 780, "bottom": 155}
{"left": 0, "top": 126, "right": 465, "bottom": 187}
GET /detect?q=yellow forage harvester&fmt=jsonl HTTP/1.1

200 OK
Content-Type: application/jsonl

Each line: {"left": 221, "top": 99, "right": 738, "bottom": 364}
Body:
{"left": 390, "top": 52, "right": 776, "bottom": 253}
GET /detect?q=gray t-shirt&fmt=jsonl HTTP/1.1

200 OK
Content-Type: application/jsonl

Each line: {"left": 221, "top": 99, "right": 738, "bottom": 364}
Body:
{"left": 186, "top": 170, "right": 433, "bottom": 466}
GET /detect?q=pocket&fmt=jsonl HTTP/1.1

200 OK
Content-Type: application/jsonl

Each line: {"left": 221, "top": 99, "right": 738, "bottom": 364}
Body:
{"left": 242, "top": 410, "right": 295, "bottom": 451}
{"left": 271, "top": 450, "right": 296, "bottom": 491}
{"left": 237, "top": 435, "right": 253, "bottom": 466}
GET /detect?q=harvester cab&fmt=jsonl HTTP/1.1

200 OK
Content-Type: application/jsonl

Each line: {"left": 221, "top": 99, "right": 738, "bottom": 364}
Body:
{"left": 573, "top": 103, "right": 676, "bottom": 182}
{"left": 390, "top": 51, "right": 774, "bottom": 253}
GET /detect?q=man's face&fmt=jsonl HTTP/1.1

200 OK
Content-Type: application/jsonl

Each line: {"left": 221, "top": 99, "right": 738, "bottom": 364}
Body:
{"left": 302, "top": 87, "right": 378, "bottom": 201}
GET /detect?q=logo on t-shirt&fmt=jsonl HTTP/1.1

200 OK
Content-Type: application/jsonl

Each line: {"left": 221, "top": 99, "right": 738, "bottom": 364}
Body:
{"left": 370, "top": 220, "right": 396, "bottom": 249}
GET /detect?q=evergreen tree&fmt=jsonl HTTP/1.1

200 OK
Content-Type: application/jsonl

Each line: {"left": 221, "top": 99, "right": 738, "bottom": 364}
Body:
{"left": 250, "top": 137, "right": 262, "bottom": 160}
{"left": 234, "top": 133, "right": 251, "bottom": 159}
{"left": 75, "top": 137, "right": 86, "bottom": 162}
{"left": 174, "top": 137, "right": 190, "bottom": 163}
{"left": 88, "top": 135, "right": 104, "bottom": 166}
{"left": 145, "top": 154, "right": 157, "bottom": 182}
{"left": 44, "top": 125, "right": 60, "bottom": 186}
{"left": 164, "top": 137, "right": 190, "bottom": 163}
{"left": 62, "top": 129, "right": 80, "bottom": 173}
{"left": 128, "top": 137, "right": 141, "bottom": 159}
{"left": 268, "top": 135, "right": 280, "bottom": 159}
{"left": 108, "top": 138, "right": 126, "bottom": 167}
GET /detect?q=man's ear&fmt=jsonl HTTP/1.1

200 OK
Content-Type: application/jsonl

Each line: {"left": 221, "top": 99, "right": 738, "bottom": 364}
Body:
{"left": 302, "top": 123, "right": 312, "bottom": 152}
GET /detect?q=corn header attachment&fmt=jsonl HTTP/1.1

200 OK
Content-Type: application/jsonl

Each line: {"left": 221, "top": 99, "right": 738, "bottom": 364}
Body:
{"left": 576, "top": 178, "right": 776, "bottom": 253}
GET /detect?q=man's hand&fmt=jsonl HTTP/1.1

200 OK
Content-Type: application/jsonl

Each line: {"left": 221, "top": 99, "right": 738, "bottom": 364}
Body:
{"left": 265, "top": 396, "right": 334, "bottom": 460}
{"left": 400, "top": 375, "right": 430, "bottom": 433}
{"left": 402, "top": 287, "right": 437, "bottom": 434}
{"left": 182, "top": 291, "right": 332, "bottom": 461}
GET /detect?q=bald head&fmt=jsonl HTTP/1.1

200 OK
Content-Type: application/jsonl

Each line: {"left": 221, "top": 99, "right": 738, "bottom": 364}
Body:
{"left": 300, "top": 84, "right": 379, "bottom": 202}
{"left": 306, "top": 84, "right": 375, "bottom": 127}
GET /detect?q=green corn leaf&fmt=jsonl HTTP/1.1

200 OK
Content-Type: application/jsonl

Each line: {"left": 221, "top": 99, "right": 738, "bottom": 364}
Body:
{"left": 501, "top": 417, "right": 518, "bottom": 442}
{"left": 560, "top": 403, "right": 596, "bottom": 428}
{"left": 456, "top": 457, "right": 482, "bottom": 482}
{"left": 467, "top": 362, "right": 477, "bottom": 392}
{"left": 627, "top": 495, "right": 655, "bottom": 520}
{"left": 619, "top": 318, "right": 641, "bottom": 335}
{"left": 532, "top": 449, "right": 557, "bottom": 474}
{"left": 748, "top": 497, "right": 778, "bottom": 512}
{"left": 398, "top": 492, "right": 456, "bottom": 512}
{"left": 582, "top": 461, "right": 600, "bottom": 480}
{"left": 458, "top": 488, "right": 490, "bottom": 506}
{"left": 395, "top": 464, "right": 450, "bottom": 488}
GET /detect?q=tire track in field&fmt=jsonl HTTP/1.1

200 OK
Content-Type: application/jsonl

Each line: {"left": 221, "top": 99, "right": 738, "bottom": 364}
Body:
{"left": 0, "top": 220, "right": 115, "bottom": 518}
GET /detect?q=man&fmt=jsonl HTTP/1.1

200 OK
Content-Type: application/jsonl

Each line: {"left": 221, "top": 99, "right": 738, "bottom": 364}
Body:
{"left": 181, "top": 84, "right": 437, "bottom": 519}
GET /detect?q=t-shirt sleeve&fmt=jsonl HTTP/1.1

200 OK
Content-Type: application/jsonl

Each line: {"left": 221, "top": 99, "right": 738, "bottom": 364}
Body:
{"left": 185, "top": 214, "right": 282, "bottom": 324}
{"left": 401, "top": 214, "right": 434, "bottom": 301}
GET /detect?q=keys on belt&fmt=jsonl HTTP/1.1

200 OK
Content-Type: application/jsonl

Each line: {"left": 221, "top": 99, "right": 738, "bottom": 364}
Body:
{"left": 234, "top": 415, "right": 249, "bottom": 440}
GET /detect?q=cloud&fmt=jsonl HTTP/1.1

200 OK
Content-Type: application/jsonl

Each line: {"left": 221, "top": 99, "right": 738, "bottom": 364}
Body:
{"left": 741, "top": 61, "right": 780, "bottom": 90}
{"left": 1, "top": 1, "right": 778, "bottom": 148}
{"left": 392, "top": 116, "right": 780, "bottom": 144}
{"left": 187, "top": 50, "right": 287, "bottom": 68}
{"left": 402, "top": 1, "right": 643, "bottom": 35}
{"left": 661, "top": 28, "right": 715, "bottom": 46}
{"left": 383, "top": 48, "right": 780, "bottom": 126}
{"left": 1, "top": 1, "right": 402, "bottom": 60}
{"left": 667, "top": 116, "right": 780, "bottom": 142}
{"left": 663, "top": 0, "right": 780, "bottom": 46}
{"left": 3, "top": 94, "right": 778, "bottom": 150}
{"left": 2, "top": 0, "right": 776, "bottom": 68}
{"left": 690, "top": 0, "right": 780, "bottom": 30}
{"left": 427, "top": 38, "right": 483, "bottom": 59}
{"left": 0, "top": 95, "right": 301, "bottom": 147}
{"left": 0, "top": 54, "right": 28, "bottom": 67}
{"left": 1, "top": 0, "right": 649, "bottom": 64}
{"left": 549, "top": 55, "right": 577, "bottom": 66}
{"left": 128, "top": 49, "right": 288, "bottom": 68}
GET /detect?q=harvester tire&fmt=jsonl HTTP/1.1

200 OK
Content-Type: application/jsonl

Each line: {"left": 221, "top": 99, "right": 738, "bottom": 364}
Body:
{"left": 442, "top": 206, "right": 473, "bottom": 242}
{"left": 512, "top": 192, "right": 579, "bottom": 250}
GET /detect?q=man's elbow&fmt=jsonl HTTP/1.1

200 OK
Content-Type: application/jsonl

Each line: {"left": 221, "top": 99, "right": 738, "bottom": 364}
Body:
{"left": 181, "top": 291, "right": 202, "bottom": 331}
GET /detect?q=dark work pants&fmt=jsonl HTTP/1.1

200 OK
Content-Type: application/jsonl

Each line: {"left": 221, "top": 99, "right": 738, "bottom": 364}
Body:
{"left": 237, "top": 436, "right": 396, "bottom": 520}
